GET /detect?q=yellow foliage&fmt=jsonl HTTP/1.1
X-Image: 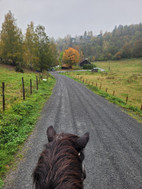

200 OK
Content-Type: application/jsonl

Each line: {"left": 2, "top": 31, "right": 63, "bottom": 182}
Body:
{"left": 62, "top": 47, "right": 80, "bottom": 66}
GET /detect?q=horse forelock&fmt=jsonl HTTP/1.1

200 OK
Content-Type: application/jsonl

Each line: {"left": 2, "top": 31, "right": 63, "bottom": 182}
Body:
{"left": 33, "top": 133, "right": 84, "bottom": 189}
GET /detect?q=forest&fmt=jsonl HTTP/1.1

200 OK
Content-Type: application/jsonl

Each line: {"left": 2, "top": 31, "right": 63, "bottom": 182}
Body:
{"left": 56, "top": 23, "right": 142, "bottom": 61}
{"left": 0, "top": 11, "right": 58, "bottom": 72}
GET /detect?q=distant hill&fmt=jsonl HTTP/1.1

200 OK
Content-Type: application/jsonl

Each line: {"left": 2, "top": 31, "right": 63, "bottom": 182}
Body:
{"left": 56, "top": 23, "right": 142, "bottom": 61}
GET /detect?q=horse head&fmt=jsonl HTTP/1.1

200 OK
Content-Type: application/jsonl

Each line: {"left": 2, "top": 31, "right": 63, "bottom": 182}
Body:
{"left": 33, "top": 126, "right": 89, "bottom": 189}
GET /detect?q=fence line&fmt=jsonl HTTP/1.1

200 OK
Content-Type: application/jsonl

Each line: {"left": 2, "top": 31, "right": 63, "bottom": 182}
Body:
{"left": 36, "top": 76, "right": 38, "bottom": 90}
{"left": 74, "top": 75, "right": 142, "bottom": 111}
{"left": 0, "top": 73, "right": 47, "bottom": 112}
{"left": 30, "top": 79, "right": 32, "bottom": 95}
{"left": 22, "top": 77, "right": 25, "bottom": 100}
{"left": 2, "top": 82, "right": 5, "bottom": 111}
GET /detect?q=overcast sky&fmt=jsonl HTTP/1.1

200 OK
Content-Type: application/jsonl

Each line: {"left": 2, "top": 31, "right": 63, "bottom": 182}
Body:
{"left": 0, "top": 0, "right": 142, "bottom": 39}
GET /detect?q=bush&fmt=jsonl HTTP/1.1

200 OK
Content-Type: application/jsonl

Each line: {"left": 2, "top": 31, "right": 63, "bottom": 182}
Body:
{"left": 83, "top": 64, "right": 94, "bottom": 69}
{"left": 72, "top": 65, "right": 81, "bottom": 70}
{"left": 15, "top": 65, "right": 24, "bottom": 73}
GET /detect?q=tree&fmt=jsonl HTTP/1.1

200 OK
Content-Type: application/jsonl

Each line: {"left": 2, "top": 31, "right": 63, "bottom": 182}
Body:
{"left": 59, "top": 51, "right": 64, "bottom": 65}
{"left": 48, "top": 41, "right": 58, "bottom": 67}
{"left": 113, "top": 51, "right": 122, "bottom": 60}
{"left": 62, "top": 47, "right": 80, "bottom": 66}
{"left": 84, "top": 31, "right": 87, "bottom": 39}
{"left": 35, "top": 25, "right": 50, "bottom": 71}
{"left": 0, "top": 11, "right": 23, "bottom": 66}
{"left": 121, "top": 43, "right": 132, "bottom": 58}
{"left": 0, "top": 40, "right": 2, "bottom": 61}
{"left": 23, "top": 22, "right": 39, "bottom": 69}
{"left": 132, "top": 39, "right": 142, "bottom": 57}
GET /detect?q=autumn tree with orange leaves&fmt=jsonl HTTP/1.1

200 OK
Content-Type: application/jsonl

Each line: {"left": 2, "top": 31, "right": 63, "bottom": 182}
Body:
{"left": 62, "top": 47, "right": 80, "bottom": 66}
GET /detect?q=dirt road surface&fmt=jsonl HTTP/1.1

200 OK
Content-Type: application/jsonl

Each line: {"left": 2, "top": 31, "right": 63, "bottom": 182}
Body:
{"left": 3, "top": 73, "right": 142, "bottom": 189}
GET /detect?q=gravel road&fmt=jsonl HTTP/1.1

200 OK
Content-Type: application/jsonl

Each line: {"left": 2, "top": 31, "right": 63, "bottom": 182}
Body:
{"left": 3, "top": 73, "right": 142, "bottom": 189}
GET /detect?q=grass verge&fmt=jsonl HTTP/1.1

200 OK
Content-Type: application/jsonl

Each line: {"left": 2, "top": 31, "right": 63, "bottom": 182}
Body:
{"left": 0, "top": 76, "right": 56, "bottom": 188}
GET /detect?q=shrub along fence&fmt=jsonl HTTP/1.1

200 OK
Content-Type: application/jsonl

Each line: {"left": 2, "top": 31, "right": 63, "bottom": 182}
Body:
{"left": 0, "top": 73, "right": 49, "bottom": 112}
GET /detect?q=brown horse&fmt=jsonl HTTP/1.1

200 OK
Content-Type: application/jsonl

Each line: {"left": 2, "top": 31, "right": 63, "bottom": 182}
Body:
{"left": 33, "top": 126, "right": 89, "bottom": 189}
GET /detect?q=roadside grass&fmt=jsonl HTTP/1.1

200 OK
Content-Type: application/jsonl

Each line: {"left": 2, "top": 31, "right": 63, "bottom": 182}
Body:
{"left": 60, "top": 58, "right": 142, "bottom": 118}
{"left": 0, "top": 68, "right": 56, "bottom": 188}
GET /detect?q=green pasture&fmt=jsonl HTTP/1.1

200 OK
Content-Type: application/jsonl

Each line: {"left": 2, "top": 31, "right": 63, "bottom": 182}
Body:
{"left": 0, "top": 65, "right": 45, "bottom": 112}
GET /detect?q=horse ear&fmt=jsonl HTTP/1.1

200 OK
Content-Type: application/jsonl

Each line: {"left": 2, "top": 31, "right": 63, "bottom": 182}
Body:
{"left": 47, "top": 126, "right": 56, "bottom": 142}
{"left": 77, "top": 132, "right": 89, "bottom": 149}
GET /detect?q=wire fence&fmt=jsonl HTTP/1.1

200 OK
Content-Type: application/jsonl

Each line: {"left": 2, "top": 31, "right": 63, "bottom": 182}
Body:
{"left": 74, "top": 74, "right": 142, "bottom": 111}
{"left": 0, "top": 73, "right": 49, "bottom": 113}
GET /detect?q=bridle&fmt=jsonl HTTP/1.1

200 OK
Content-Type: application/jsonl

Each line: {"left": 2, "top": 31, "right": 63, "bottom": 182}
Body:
{"left": 78, "top": 153, "right": 86, "bottom": 181}
{"left": 82, "top": 163, "right": 86, "bottom": 181}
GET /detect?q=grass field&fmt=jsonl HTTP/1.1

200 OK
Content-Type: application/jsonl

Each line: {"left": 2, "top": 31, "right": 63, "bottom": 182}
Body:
{"left": 64, "top": 58, "right": 142, "bottom": 110}
{"left": 0, "top": 64, "right": 56, "bottom": 188}
{"left": 0, "top": 64, "right": 48, "bottom": 112}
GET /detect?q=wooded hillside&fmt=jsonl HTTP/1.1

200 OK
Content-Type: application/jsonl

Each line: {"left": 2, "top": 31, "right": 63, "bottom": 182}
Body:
{"left": 56, "top": 23, "right": 142, "bottom": 61}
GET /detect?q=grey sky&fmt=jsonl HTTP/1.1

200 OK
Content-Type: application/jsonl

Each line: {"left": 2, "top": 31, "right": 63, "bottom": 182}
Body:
{"left": 0, "top": 0, "right": 142, "bottom": 39}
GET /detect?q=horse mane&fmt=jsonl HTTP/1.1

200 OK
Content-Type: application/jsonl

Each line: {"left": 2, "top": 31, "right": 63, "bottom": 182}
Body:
{"left": 33, "top": 133, "right": 84, "bottom": 189}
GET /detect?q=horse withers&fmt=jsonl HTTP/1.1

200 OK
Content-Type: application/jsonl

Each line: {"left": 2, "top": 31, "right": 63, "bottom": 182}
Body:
{"left": 33, "top": 126, "right": 89, "bottom": 189}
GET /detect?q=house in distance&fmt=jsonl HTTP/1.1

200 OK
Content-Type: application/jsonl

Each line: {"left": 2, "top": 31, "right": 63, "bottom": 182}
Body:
{"left": 79, "top": 59, "right": 91, "bottom": 67}
{"left": 61, "top": 64, "right": 72, "bottom": 69}
{"left": 61, "top": 59, "right": 92, "bottom": 70}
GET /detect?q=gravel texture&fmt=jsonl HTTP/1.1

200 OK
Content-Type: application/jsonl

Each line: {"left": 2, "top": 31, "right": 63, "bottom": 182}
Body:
{"left": 3, "top": 73, "right": 142, "bottom": 189}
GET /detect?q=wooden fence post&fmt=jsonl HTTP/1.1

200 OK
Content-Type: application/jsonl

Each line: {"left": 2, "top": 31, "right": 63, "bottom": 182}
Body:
{"left": 126, "top": 96, "right": 128, "bottom": 104}
{"left": 2, "top": 82, "right": 5, "bottom": 111}
{"left": 36, "top": 76, "right": 38, "bottom": 90}
{"left": 47, "top": 73, "right": 49, "bottom": 80}
{"left": 39, "top": 74, "right": 40, "bottom": 83}
{"left": 113, "top": 90, "right": 115, "bottom": 96}
{"left": 30, "top": 79, "right": 32, "bottom": 95}
{"left": 141, "top": 105, "right": 142, "bottom": 111}
{"left": 22, "top": 77, "right": 25, "bottom": 100}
